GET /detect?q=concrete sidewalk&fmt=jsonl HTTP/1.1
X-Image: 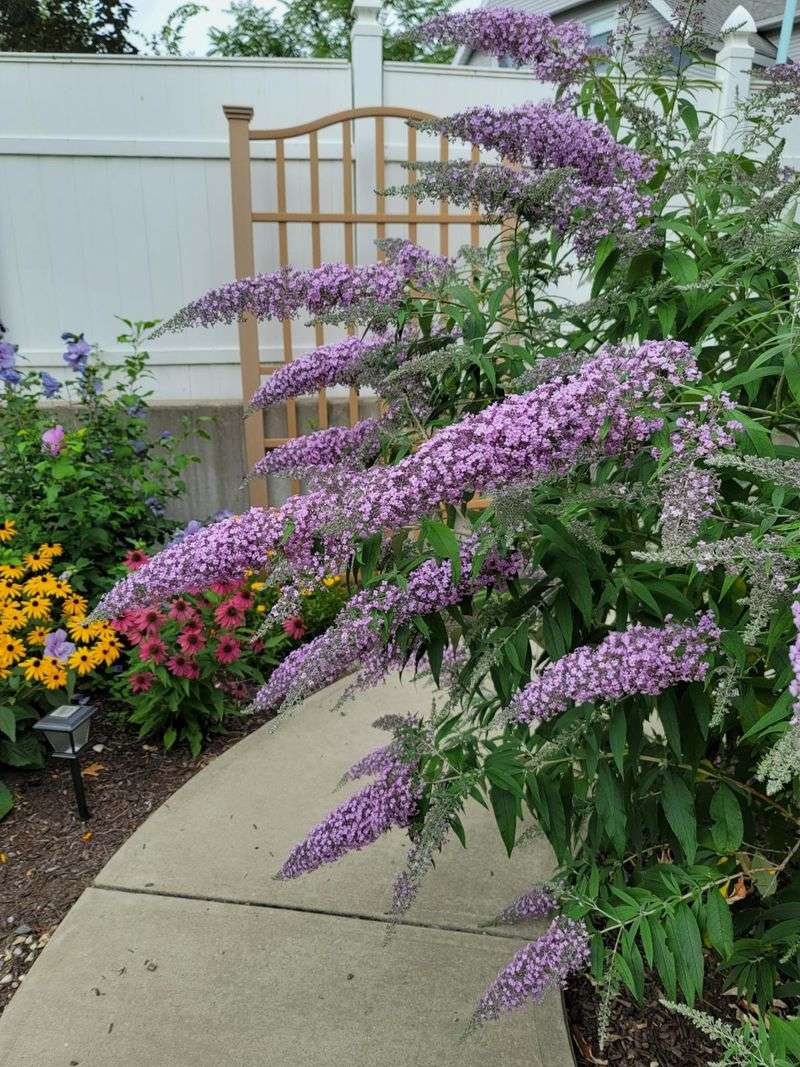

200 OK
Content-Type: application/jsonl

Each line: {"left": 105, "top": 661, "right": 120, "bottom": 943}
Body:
{"left": 0, "top": 676, "right": 575, "bottom": 1066}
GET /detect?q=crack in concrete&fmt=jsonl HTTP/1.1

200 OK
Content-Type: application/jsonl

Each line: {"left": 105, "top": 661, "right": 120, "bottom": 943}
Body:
{"left": 91, "top": 882, "right": 531, "bottom": 942}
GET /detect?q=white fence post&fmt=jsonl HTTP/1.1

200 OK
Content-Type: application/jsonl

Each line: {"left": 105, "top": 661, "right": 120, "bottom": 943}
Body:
{"left": 351, "top": 0, "right": 383, "bottom": 263}
{"left": 712, "top": 5, "right": 756, "bottom": 152}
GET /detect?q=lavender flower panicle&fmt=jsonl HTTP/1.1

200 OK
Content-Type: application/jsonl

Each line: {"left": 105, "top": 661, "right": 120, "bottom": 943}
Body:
{"left": 415, "top": 104, "right": 655, "bottom": 187}
{"left": 248, "top": 335, "right": 390, "bottom": 410}
{"left": 757, "top": 597, "right": 800, "bottom": 794}
{"left": 156, "top": 241, "right": 449, "bottom": 334}
{"left": 493, "top": 885, "right": 560, "bottom": 926}
{"left": 416, "top": 8, "right": 595, "bottom": 84}
{"left": 96, "top": 340, "right": 695, "bottom": 619}
{"left": 247, "top": 419, "right": 382, "bottom": 479}
{"left": 471, "top": 916, "right": 590, "bottom": 1028}
{"left": 251, "top": 543, "right": 526, "bottom": 713}
{"left": 276, "top": 754, "right": 420, "bottom": 879}
{"left": 510, "top": 614, "right": 719, "bottom": 724}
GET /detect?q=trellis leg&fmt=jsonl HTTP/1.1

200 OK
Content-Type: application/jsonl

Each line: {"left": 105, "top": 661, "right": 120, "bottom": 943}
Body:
{"left": 276, "top": 138, "right": 301, "bottom": 496}
{"left": 342, "top": 120, "right": 359, "bottom": 428}
{"left": 375, "top": 116, "right": 386, "bottom": 262}
{"left": 439, "top": 135, "right": 449, "bottom": 258}
{"left": 309, "top": 130, "right": 328, "bottom": 430}
{"left": 223, "top": 105, "right": 266, "bottom": 509}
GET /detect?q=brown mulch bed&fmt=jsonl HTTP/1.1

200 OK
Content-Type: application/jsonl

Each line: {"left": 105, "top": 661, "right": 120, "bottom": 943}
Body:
{"left": 0, "top": 705, "right": 271, "bottom": 1017}
{"left": 566, "top": 965, "right": 747, "bottom": 1065}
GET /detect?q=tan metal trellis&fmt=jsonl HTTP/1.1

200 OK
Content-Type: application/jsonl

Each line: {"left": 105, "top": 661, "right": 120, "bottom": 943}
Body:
{"left": 223, "top": 104, "right": 483, "bottom": 508}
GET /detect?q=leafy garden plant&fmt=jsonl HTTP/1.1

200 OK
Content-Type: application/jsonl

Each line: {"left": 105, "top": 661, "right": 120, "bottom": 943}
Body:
{"left": 0, "top": 522, "right": 122, "bottom": 818}
{"left": 110, "top": 554, "right": 348, "bottom": 754}
{"left": 95, "top": 0, "right": 800, "bottom": 1053}
{"left": 0, "top": 321, "right": 203, "bottom": 599}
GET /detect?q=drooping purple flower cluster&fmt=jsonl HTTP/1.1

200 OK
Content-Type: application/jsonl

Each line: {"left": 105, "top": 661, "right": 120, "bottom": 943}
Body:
{"left": 338, "top": 340, "right": 694, "bottom": 534}
{"left": 494, "top": 885, "right": 559, "bottom": 926}
{"left": 511, "top": 614, "right": 720, "bottom": 724}
{"left": 276, "top": 754, "right": 419, "bottom": 879}
{"left": 248, "top": 335, "right": 390, "bottom": 410}
{"left": 248, "top": 419, "right": 382, "bottom": 479}
{"left": 343, "top": 743, "right": 393, "bottom": 782}
{"left": 472, "top": 917, "right": 590, "bottom": 1027}
{"left": 790, "top": 599, "right": 800, "bottom": 729}
{"left": 96, "top": 341, "right": 694, "bottom": 619}
{"left": 656, "top": 395, "right": 739, "bottom": 550}
{"left": 417, "top": 104, "right": 655, "bottom": 187}
{"left": 416, "top": 8, "right": 594, "bottom": 83}
{"left": 156, "top": 242, "right": 449, "bottom": 334}
{"left": 252, "top": 542, "right": 525, "bottom": 711}
{"left": 396, "top": 156, "right": 651, "bottom": 257}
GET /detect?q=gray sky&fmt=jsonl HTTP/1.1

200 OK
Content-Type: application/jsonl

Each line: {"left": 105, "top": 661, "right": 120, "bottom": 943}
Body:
{"left": 130, "top": 0, "right": 236, "bottom": 54}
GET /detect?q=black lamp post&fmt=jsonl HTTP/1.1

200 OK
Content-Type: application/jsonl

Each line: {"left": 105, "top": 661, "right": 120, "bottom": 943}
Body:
{"left": 33, "top": 704, "right": 96, "bottom": 821}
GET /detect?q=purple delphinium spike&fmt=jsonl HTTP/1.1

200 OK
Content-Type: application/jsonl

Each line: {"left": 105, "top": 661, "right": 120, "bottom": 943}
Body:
{"left": 471, "top": 916, "right": 590, "bottom": 1028}
{"left": 510, "top": 614, "right": 720, "bottom": 725}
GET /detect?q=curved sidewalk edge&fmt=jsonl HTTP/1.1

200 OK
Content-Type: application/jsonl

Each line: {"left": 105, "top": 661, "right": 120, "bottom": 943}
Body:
{"left": 0, "top": 674, "right": 577, "bottom": 1066}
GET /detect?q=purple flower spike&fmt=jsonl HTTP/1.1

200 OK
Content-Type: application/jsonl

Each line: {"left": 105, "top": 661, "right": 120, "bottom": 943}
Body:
{"left": 511, "top": 614, "right": 720, "bottom": 724}
{"left": 472, "top": 916, "right": 590, "bottom": 1027}
{"left": 416, "top": 8, "right": 595, "bottom": 83}
{"left": 276, "top": 756, "right": 420, "bottom": 879}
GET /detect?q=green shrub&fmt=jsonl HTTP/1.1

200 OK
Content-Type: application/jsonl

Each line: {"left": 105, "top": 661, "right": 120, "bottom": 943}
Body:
{"left": 0, "top": 320, "right": 203, "bottom": 599}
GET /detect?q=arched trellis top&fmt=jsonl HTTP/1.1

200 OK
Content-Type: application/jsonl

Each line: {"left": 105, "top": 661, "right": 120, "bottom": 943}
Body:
{"left": 223, "top": 103, "right": 483, "bottom": 508}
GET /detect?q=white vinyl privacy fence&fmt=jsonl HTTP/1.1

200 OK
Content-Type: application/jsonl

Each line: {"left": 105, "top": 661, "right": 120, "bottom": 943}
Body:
{"left": 0, "top": 0, "right": 795, "bottom": 402}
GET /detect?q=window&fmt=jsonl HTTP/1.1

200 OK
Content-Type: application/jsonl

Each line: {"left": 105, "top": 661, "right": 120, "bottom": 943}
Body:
{"left": 585, "top": 13, "right": 616, "bottom": 47}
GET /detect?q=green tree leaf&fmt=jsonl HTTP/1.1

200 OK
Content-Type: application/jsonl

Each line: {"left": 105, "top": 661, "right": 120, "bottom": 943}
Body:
{"left": 661, "top": 772, "right": 697, "bottom": 864}
{"left": 710, "top": 785, "right": 743, "bottom": 854}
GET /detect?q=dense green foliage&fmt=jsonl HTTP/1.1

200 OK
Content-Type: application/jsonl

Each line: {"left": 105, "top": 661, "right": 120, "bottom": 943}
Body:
{"left": 0, "top": 0, "right": 137, "bottom": 53}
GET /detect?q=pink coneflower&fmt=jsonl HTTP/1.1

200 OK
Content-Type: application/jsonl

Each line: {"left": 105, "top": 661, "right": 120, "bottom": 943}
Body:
{"left": 181, "top": 615, "right": 203, "bottom": 635}
{"left": 130, "top": 670, "right": 155, "bottom": 693}
{"left": 231, "top": 587, "right": 255, "bottom": 611}
{"left": 139, "top": 637, "right": 167, "bottom": 664}
{"left": 215, "top": 599, "right": 245, "bottom": 630}
{"left": 177, "top": 629, "right": 205, "bottom": 655}
{"left": 123, "top": 548, "right": 150, "bottom": 571}
{"left": 169, "top": 597, "right": 198, "bottom": 622}
{"left": 224, "top": 679, "right": 250, "bottom": 701}
{"left": 140, "top": 607, "right": 165, "bottom": 635}
{"left": 210, "top": 581, "right": 241, "bottom": 595}
{"left": 215, "top": 635, "right": 241, "bottom": 664}
{"left": 282, "top": 616, "right": 305, "bottom": 641}
{"left": 167, "top": 652, "right": 199, "bottom": 678}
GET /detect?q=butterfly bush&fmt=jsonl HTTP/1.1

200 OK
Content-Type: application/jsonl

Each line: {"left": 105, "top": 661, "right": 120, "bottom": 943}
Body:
{"left": 156, "top": 242, "right": 449, "bottom": 334}
{"left": 248, "top": 419, "right": 383, "bottom": 478}
{"left": 96, "top": 340, "right": 695, "bottom": 619}
{"left": 252, "top": 541, "right": 525, "bottom": 712}
{"left": 415, "top": 103, "right": 655, "bottom": 187}
{"left": 91, "top": 2, "right": 800, "bottom": 1030}
{"left": 471, "top": 917, "right": 590, "bottom": 1027}
{"left": 510, "top": 615, "right": 719, "bottom": 724}
{"left": 415, "top": 8, "right": 594, "bottom": 83}
{"left": 276, "top": 751, "right": 420, "bottom": 879}
{"left": 248, "top": 335, "right": 390, "bottom": 410}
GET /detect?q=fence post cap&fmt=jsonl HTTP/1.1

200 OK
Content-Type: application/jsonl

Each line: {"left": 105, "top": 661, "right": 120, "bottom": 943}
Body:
{"left": 223, "top": 105, "right": 255, "bottom": 122}
{"left": 720, "top": 5, "right": 756, "bottom": 36}
{"left": 351, "top": 0, "right": 382, "bottom": 26}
